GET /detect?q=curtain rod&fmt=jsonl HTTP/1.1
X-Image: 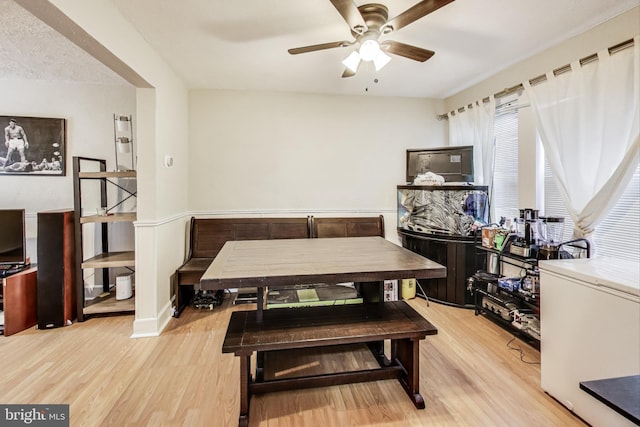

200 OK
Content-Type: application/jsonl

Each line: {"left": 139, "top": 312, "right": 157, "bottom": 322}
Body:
{"left": 437, "top": 37, "right": 635, "bottom": 121}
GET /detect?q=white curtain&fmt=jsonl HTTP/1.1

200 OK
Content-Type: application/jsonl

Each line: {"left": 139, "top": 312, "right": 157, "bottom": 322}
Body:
{"left": 449, "top": 97, "right": 496, "bottom": 186}
{"left": 525, "top": 36, "right": 640, "bottom": 242}
{"left": 449, "top": 97, "right": 496, "bottom": 218}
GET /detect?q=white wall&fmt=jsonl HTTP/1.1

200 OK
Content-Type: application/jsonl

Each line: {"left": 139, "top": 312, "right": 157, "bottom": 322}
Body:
{"left": 0, "top": 79, "right": 136, "bottom": 260}
{"left": 189, "top": 90, "right": 446, "bottom": 237}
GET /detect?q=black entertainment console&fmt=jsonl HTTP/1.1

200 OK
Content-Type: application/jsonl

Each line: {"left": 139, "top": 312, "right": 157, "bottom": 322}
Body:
{"left": 0, "top": 264, "right": 29, "bottom": 279}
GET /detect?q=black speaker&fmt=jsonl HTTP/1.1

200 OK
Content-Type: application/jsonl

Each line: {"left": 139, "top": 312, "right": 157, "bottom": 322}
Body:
{"left": 37, "top": 209, "right": 76, "bottom": 329}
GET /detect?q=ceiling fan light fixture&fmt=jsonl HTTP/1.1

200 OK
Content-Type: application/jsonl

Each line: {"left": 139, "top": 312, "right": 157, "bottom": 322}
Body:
{"left": 359, "top": 39, "right": 380, "bottom": 62}
{"left": 373, "top": 50, "right": 391, "bottom": 71}
{"left": 342, "top": 50, "right": 361, "bottom": 73}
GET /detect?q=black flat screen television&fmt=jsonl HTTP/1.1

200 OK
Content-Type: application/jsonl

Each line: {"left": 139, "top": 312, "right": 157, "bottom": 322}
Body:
{"left": 406, "top": 145, "right": 474, "bottom": 183}
{"left": 0, "top": 209, "right": 26, "bottom": 266}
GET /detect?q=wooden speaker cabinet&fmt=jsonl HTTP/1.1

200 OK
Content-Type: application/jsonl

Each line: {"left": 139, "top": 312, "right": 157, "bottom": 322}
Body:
{"left": 37, "top": 209, "right": 76, "bottom": 328}
{"left": 2, "top": 266, "right": 38, "bottom": 336}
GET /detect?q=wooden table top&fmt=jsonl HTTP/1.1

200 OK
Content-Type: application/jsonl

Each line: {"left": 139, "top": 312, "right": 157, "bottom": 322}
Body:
{"left": 200, "top": 236, "right": 446, "bottom": 290}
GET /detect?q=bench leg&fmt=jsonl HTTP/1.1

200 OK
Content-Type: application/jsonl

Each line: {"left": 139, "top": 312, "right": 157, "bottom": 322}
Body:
{"left": 392, "top": 338, "right": 425, "bottom": 409}
{"left": 239, "top": 354, "right": 251, "bottom": 427}
{"left": 255, "top": 290, "right": 265, "bottom": 381}
{"left": 367, "top": 340, "right": 391, "bottom": 367}
{"left": 256, "top": 351, "right": 265, "bottom": 381}
{"left": 174, "top": 285, "right": 195, "bottom": 318}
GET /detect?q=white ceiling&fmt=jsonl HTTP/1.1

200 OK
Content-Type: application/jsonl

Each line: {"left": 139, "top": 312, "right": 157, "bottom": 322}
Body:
{"left": 2, "top": 0, "right": 639, "bottom": 98}
{"left": 0, "top": 0, "right": 128, "bottom": 85}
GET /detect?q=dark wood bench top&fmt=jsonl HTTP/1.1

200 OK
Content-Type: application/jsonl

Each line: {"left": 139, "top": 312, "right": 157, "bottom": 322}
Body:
{"left": 222, "top": 301, "right": 437, "bottom": 355}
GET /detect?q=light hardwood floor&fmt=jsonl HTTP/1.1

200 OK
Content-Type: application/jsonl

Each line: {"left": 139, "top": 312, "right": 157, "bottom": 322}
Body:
{"left": 0, "top": 296, "right": 587, "bottom": 427}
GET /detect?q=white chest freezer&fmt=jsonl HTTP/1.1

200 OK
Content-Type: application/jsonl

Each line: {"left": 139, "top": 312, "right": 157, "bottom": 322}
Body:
{"left": 539, "top": 257, "right": 640, "bottom": 427}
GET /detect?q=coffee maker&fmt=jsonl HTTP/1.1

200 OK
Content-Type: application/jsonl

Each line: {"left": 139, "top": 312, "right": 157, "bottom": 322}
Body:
{"left": 509, "top": 209, "right": 539, "bottom": 257}
{"left": 538, "top": 216, "right": 565, "bottom": 259}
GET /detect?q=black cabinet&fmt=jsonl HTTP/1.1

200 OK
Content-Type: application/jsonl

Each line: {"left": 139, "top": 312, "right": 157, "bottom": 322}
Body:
{"left": 398, "top": 229, "right": 477, "bottom": 307}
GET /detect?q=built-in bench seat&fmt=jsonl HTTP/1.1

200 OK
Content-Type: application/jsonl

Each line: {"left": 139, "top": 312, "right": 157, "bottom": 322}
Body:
{"left": 173, "top": 216, "right": 311, "bottom": 316}
{"left": 174, "top": 215, "right": 386, "bottom": 316}
{"left": 311, "top": 215, "right": 385, "bottom": 238}
{"left": 223, "top": 300, "right": 437, "bottom": 427}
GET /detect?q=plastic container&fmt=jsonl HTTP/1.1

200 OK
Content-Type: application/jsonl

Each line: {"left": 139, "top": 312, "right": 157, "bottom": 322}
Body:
{"left": 116, "top": 274, "right": 133, "bottom": 300}
{"left": 401, "top": 278, "right": 417, "bottom": 299}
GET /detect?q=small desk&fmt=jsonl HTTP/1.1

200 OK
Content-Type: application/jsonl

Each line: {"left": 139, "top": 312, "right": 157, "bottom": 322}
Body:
{"left": 580, "top": 375, "right": 640, "bottom": 425}
{"left": 201, "top": 237, "right": 446, "bottom": 426}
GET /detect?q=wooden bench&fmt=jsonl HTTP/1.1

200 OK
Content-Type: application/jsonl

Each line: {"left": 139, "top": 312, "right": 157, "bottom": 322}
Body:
{"left": 174, "top": 217, "right": 311, "bottom": 316}
{"left": 222, "top": 300, "right": 438, "bottom": 427}
{"left": 174, "top": 215, "right": 386, "bottom": 316}
{"left": 311, "top": 215, "right": 385, "bottom": 238}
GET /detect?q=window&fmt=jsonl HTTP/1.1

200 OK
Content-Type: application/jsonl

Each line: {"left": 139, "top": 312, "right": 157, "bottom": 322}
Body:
{"left": 492, "top": 108, "right": 519, "bottom": 224}
{"left": 544, "top": 156, "right": 640, "bottom": 262}
{"left": 490, "top": 97, "right": 638, "bottom": 262}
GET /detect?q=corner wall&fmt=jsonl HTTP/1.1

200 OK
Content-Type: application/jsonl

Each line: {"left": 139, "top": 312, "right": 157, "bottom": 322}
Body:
{"left": 443, "top": 6, "right": 640, "bottom": 213}
{"left": 444, "top": 7, "right": 640, "bottom": 110}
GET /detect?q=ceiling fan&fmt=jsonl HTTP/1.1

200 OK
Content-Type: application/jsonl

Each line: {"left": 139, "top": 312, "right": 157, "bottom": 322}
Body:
{"left": 288, "top": 0, "right": 455, "bottom": 77}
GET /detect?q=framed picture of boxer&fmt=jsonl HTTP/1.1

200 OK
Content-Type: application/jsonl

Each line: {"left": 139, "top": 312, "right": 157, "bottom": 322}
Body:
{"left": 1, "top": 116, "right": 66, "bottom": 176}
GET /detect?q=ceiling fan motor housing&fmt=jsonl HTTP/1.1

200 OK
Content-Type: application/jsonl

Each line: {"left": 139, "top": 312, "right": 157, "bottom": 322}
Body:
{"left": 352, "top": 4, "right": 390, "bottom": 37}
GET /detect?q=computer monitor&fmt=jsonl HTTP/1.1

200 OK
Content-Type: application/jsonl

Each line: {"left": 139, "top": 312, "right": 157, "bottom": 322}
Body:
{"left": 406, "top": 146, "right": 474, "bottom": 183}
{"left": 0, "top": 209, "right": 26, "bottom": 266}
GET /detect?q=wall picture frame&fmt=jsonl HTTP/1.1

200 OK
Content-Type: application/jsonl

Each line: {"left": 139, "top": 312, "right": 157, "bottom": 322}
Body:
{"left": 1, "top": 115, "right": 66, "bottom": 176}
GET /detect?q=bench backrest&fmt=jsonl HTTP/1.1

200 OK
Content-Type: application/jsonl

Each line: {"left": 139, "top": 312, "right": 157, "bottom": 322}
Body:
{"left": 311, "top": 215, "right": 385, "bottom": 238}
{"left": 189, "top": 217, "right": 311, "bottom": 259}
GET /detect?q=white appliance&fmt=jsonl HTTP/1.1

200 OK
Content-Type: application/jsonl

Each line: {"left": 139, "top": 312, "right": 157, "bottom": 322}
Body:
{"left": 539, "top": 257, "right": 640, "bottom": 427}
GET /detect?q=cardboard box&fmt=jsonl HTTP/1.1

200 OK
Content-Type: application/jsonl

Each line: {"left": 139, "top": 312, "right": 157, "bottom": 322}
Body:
{"left": 383, "top": 280, "right": 398, "bottom": 302}
{"left": 482, "top": 227, "right": 499, "bottom": 248}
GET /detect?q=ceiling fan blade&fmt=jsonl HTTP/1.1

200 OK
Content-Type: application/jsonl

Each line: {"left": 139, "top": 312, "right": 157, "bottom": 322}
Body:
{"left": 381, "top": 41, "right": 435, "bottom": 62}
{"left": 329, "top": 0, "right": 366, "bottom": 31}
{"left": 342, "top": 67, "right": 357, "bottom": 78}
{"left": 385, "top": 0, "right": 455, "bottom": 32}
{"left": 288, "top": 41, "right": 351, "bottom": 55}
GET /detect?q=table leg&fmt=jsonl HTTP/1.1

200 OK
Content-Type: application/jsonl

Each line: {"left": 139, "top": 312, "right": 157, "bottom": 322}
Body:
{"left": 239, "top": 354, "right": 251, "bottom": 427}
{"left": 255, "top": 290, "right": 265, "bottom": 379}
{"left": 256, "top": 288, "right": 264, "bottom": 322}
{"left": 392, "top": 338, "right": 425, "bottom": 409}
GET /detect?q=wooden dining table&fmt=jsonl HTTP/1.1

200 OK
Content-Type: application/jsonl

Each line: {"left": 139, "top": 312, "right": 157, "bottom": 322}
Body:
{"left": 200, "top": 236, "right": 446, "bottom": 426}
{"left": 200, "top": 236, "right": 446, "bottom": 303}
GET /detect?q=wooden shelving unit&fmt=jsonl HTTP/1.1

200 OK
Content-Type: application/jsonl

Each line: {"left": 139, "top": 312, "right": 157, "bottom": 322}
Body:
{"left": 72, "top": 157, "right": 137, "bottom": 321}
